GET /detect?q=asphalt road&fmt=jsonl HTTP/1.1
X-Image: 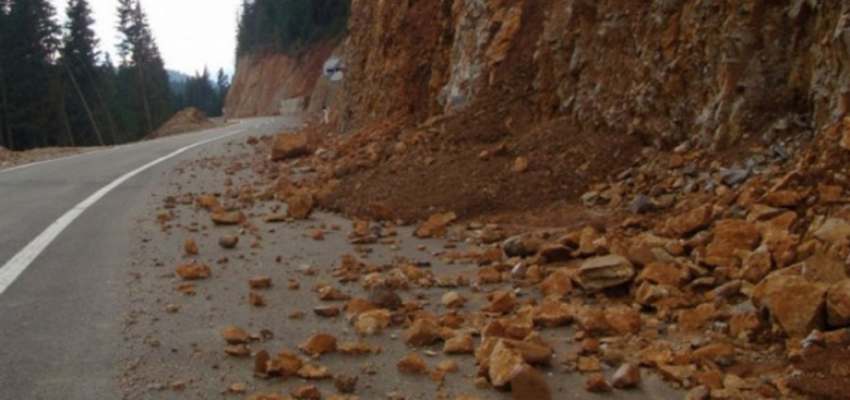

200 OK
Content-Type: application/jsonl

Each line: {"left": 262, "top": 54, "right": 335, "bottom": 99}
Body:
{"left": 0, "top": 117, "right": 295, "bottom": 399}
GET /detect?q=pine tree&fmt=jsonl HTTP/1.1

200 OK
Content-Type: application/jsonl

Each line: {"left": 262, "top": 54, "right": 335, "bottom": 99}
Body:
{"left": 62, "top": 0, "right": 107, "bottom": 146}
{"left": 216, "top": 68, "right": 230, "bottom": 117}
{"left": 4, "top": 0, "right": 62, "bottom": 149}
{"left": 0, "top": 0, "right": 11, "bottom": 148}
{"left": 115, "top": 0, "right": 173, "bottom": 139}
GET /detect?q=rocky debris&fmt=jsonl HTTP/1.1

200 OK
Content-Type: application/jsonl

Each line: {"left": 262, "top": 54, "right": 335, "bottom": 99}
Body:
{"left": 249, "top": 291, "right": 266, "bottom": 307}
{"left": 175, "top": 262, "right": 211, "bottom": 280}
{"left": 291, "top": 384, "right": 321, "bottom": 400}
{"left": 403, "top": 318, "right": 444, "bottom": 347}
{"left": 787, "top": 329, "right": 850, "bottom": 399}
{"left": 354, "top": 309, "right": 391, "bottom": 336}
{"left": 487, "top": 340, "right": 527, "bottom": 387}
{"left": 397, "top": 352, "right": 428, "bottom": 374}
{"left": 444, "top": 335, "right": 475, "bottom": 354}
{"left": 219, "top": 235, "right": 239, "bottom": 249}
{"left": 287, "top": 193, "right": 315, "bottom": 219}
{"left": 249, "top": 276, "right": 272, "bottom": 289}
{"left": 752, "top": 272, "right": 828, "bottom": 337}
{"left": 539, "top": 269, "right": 572, "bottom": 298}
{"left": 221, "top": 326, "right": 251, "bottom": 345}
{"left": 415, "top": 212, "right": 457, "bottom": 238}
{"left": 441, "top": 291, "right": 466, "bottom": 308}
{"left": 211, "top": 211, "right": 245, "bottom": 225}
{"left": 584, "top": 373, "right": 611, "bottom": 393}
{"left": 334, "top": 374, "right": 358, "bottom": 394}
{"left": 183, "top": 238, "right": 199, "bottom": 255}
{"left": 575, "top": 255, "right": 635, "bottom": 291}
{"left": 300, "top": 333, "right": 338, "bottom": 356}
{"left": 612, "top": 363, "right": 641, "bottom": 389}
{"left": 271, "top": 133, "right": 311, "bottom": 161}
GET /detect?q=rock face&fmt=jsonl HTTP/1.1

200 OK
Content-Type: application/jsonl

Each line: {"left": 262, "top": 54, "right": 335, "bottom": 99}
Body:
{"left": 339, "top": 1, "right": 850, "bottom": 150}
{"left": 225, "top": 42, "right": 338, "bottom": 118}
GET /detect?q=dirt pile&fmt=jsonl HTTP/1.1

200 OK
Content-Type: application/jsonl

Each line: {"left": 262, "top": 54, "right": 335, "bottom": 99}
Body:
{"left": 150, "top": 107, "right": 216, "bottom": 138}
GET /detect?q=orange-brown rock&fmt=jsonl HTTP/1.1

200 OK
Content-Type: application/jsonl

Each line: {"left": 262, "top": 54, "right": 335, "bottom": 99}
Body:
{"left": 299, "top": 333, "right": 338, "bottom": 356}
{"left": 532, "top": 298, "right": 572, "bottom": 327}
{"left": 415, "top": 212, "right": 457, "bottom": 238}
{"left": 827, "top": 280, "right": 850, "bottom": 327}
{"left": 354, "top": 309, "right": 391, "bottom": 335}
{"left": 290, "top": 384, "right": 321, "bottom": 400}
{"left": 612, "top": 363, "right": 641, "bottom": 389}
{"left": 488, "top": 340, "right": 527, "bottom": 387}
{"left": 752, "top": 271, "right": 828, "bottom": 337}
{"left": 663, "top": 204, "right": 713, "bottom": 238}
{"left": 268, "top": 351, "right": 304, "bottom": 377}
{"left": 249, "top": 276, "right": 272, "bottom": 289}
{"left": 211, "top": 211, "right": 245, "bottom": 225}
{"left": 444, "top": 335, "right": 475, "bottom": 354}
{"left": 271, "top": 133, "right": 311, "bottom": 161}
{"left": 249, "top": 291, "right": 266, "bottom": 307}
{"left": 404, "top": 318, "right": 444, "bottom": 347}
{"left": 219, "top": 235, "right": 239, "bottom": 249}
{"left": 510, "top": 366, "right": 552, "bottom": 400}
{"left": 604, "top": 305, "right": 642, "bottom": 335}
{"left": 638, "top": 262, "right": 689, "bottom": 287}
{"left": 184, "top": 238, "right": 199, "bottom": 255}
{"left": 575, "top": 255, "right": 635, "bottom": 291}
{"left": 222, "top": 325, "right": 251, "bottom": 345}
{"left": 397, "top": 352, "right": 429, "bottom": 374}
{"left": 485, "top": 290, "right": 517, "bottom": 314}
{"left": 705, "top": 219, "right": 761, "bottom": 267}
{"left": 539, "top": 269, "right": 573, "bottom": 298}
{"left": 176, "top": 262, "right": 211, "bottom": 280}
{"left": 585, "top": 373, "right": 612, "bottom": 392}
{"left": 287, "top": 193, "right": 315, "bottom": 219}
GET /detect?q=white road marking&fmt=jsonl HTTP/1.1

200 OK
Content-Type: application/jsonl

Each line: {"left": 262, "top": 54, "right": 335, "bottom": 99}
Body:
{"left": 0, "top": 128, "right": 247, "bottom": 295}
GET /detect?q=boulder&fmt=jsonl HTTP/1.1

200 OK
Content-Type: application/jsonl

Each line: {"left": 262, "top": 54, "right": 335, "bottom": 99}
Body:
{"left": 752, "top": 272, "right": 828, "bottom": 337}
{"left": 286, "top": 193, "right": 314, "bottom": 219}
{"left": 663, "top": 204, "right": 713, "bottom": 237}
{"left": 575, "top": 255, "right": 635, "bottom": 291}
{"left": 539, "top": 269, "right": 573, "bottom": 298}
{"left": 271, "top": 132, "right": 311, "bottom": 161}
{"left": 299, "top": 333, "right": 338, "bottom": 356}
{"left": 612, "top": 363, "right": 641, "bottom": 389}
{"left": 705, "top": 219, "right": 761, "bottom": 267}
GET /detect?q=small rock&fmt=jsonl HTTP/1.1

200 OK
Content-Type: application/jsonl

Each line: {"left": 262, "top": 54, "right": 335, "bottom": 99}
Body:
{"left": 219, "top": 235, "right": 239, "bottom": 249}
{"left": 612, "top": 363, "right": 641, "bottom": 389}
{"left": 441, "top": 291, "right": 466, "bottom": 308}
{"left": 175, "top": 262, "right": 211, "bottom": 280}
{"left": 584, "top": 373, "right": 611, "bottom": 393}
{"left": 415, "top": 212, "right": 457, "bottom": 238}
{"left": 397, "top": 352, "right": 428, "bottom": 374}
{"left": 575, "top": 255, "right": 635, "bottom": 291}
{"left": 510, "top": 366, "right": 552, "bottom": 400}
{"left": 404, "top": 318, "right": 443, "bottom": 347}
{"left": 444, "top": 335, "right": 475, "bottom": 354}
{"left": 291, "top": 384, "right": 321, "bottom": 400}
{"left": 249, "top": 276, "right": 272, "bottom": 289}
{"left": 211, "top": 211, "right": 245, "bottom": 225}
{"left": 334, "top": 374, "right": 358, "bottom": 394}
{"left": 183, "top": 239, "right": 199, "bottom": 255}
{"left": 221, "top": 326, "right": 250, "bottom": 345}
{"left": 300, "top": 333, "right": 338, "bottom": 356}
{"left": 488, "top": 340, "right": 527, "bottom": 387}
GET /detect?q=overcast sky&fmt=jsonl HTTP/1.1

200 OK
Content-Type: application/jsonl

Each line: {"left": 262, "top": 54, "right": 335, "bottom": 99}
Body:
{"left": 51, "top": 0, "right": 241, "bottom": 75}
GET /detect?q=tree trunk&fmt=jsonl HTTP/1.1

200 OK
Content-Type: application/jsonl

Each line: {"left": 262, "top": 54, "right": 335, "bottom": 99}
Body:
{"left": 136, "top": 64, "right": 154, "bottom": 135}
{"left": 60, "top": 93, "right": 76, "bottom": 147}
{"left": 74, "top": 54, "right": 118, "bottom": 145}
{"left": 0, "top": 63, "right": 11, "bottom": 149}
{"left": 64, "top": 62, "right": 104, "bottom": 146}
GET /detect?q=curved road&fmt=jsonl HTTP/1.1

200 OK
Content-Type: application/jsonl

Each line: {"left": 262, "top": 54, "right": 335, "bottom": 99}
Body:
{"left": 0, "top": 117, "right": 294, "bottom": 399}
